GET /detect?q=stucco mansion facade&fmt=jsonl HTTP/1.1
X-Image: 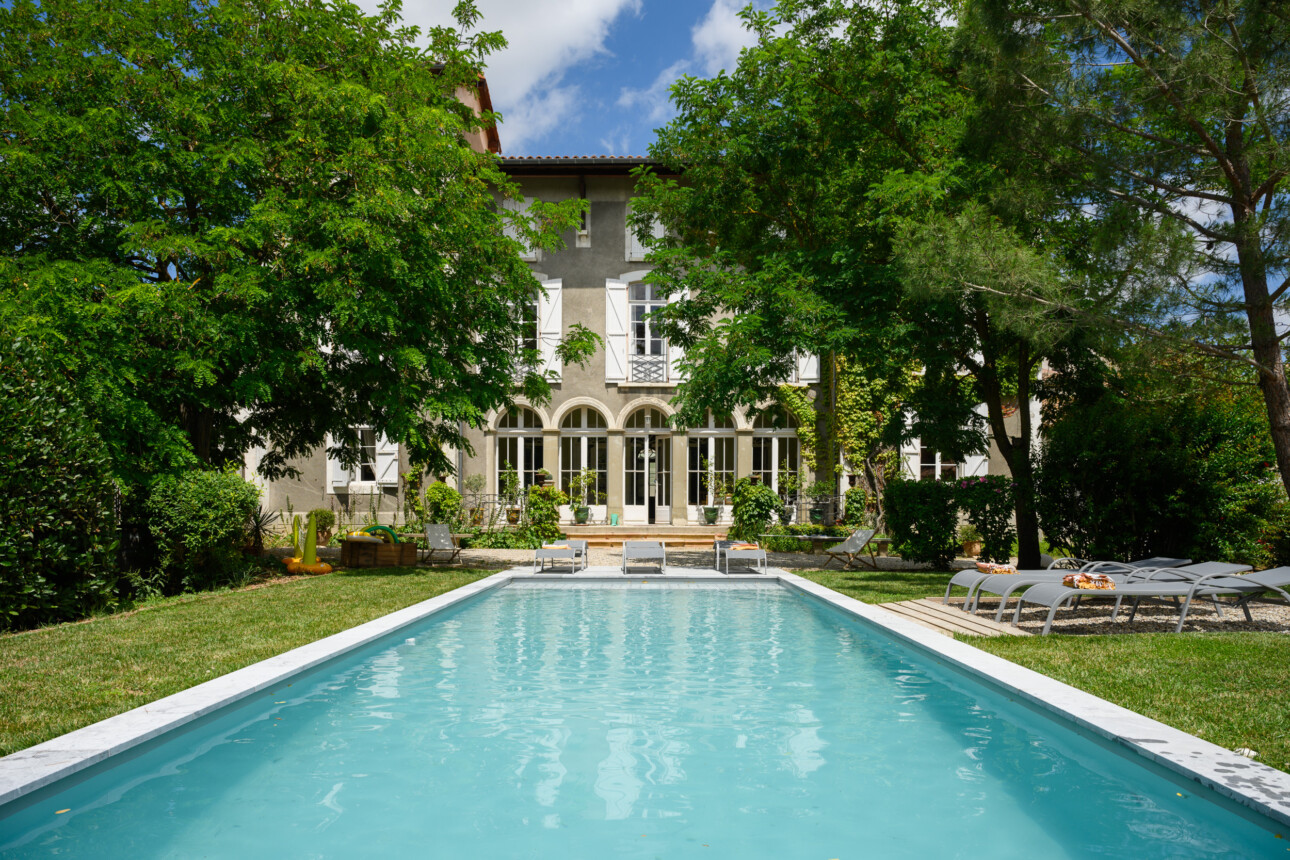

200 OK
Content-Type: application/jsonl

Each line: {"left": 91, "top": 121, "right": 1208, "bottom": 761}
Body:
{"left": 249, "top": 154, "right": 999, "bottom": 527}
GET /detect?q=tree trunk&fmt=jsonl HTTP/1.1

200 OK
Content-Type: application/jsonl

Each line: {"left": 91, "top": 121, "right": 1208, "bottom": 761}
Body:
{"left": 1012, "top": 345, "right": 1042, "bottom": 570}
{"left": 973, "top": 323, "right": 1043, "bottom": 569}
{"left": 1235, "top": 234, "right": 1290, "bottom": 502}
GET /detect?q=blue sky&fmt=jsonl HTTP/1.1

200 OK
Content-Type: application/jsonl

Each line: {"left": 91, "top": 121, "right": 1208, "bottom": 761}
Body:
{"left": 362, "top": 0, "right": 765, "bottom": 156}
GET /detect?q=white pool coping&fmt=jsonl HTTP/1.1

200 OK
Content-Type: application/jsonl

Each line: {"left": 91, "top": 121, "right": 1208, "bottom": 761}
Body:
{"left": 2, "top": 568, "right": 1289, "bottom": 830}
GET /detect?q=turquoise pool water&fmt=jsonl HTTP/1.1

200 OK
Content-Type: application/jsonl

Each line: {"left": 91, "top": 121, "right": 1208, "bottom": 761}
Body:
{"left": 0, "top": 583, "right": 1280, "bottom": 858}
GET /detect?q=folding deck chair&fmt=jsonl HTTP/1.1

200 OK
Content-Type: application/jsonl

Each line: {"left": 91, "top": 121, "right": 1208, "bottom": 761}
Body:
{"left": 821, "top": 529, "right": 878, "bottom": 570}
{"left": 422, "top": 524, "right": 462, "bottom": 566}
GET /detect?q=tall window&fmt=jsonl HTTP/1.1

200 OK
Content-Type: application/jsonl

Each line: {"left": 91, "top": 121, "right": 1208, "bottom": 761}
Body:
{"left": 687, "top": 413, "right": 735, "bottom": 505}
{"left": 624, "top": 407, "right": 671, "bottom": 509}
{"left": 357, "top": 428, "right": 378, "bottom": 482}
{"left": 560, "top": 408, "right": 608, "bottom": 504}
{"left": 752, "top": 407, "right": 800, "bottom": 495}
{"left": 628, "top": 282, "right": 667, "bottom": 383}
{"left": 919, "top": 445, "right": 957, "bottom": 481}
{"left": 497, "top": 407, "right": 544, "bottom": 492}
{"left": 519, "top": 293, "right": 539, "bottom": 354}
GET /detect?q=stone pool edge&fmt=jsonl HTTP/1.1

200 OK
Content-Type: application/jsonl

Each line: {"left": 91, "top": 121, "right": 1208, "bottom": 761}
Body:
{"left": 1, "top": 567, "right": 1288, "bottom": 830}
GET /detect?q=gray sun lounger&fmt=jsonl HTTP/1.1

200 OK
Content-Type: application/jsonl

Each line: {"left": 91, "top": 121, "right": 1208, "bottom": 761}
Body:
{"left": 422, "top": 524, "right": 462, "bottom": 565}
{"left": 533, "top": 539, "right": 588, "bottom": 573}
{"left": 966, "top": 559, "right": 1198, "bottom": 621}
{"left": 822, "top": 529, "right": 878, "bottom": 570}
{"left": 622, "top": 540, "right": 666, "bottom": 575}
{"left": 1011, "top": 562, "right": 1255, "bottom": 634}
{"left": 943, "top": 557, "right": 1191, "bottom": 608}
{"left": 724, "top": 546, "right": 768, "bottom": 574}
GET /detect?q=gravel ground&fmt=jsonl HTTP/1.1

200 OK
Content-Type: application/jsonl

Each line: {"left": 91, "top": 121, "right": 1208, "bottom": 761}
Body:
{"left": 989, "top": 595, "right": 1290, "bottom": 636}
{"left": 444, "top": 546, "right": 961, "bottom": 572}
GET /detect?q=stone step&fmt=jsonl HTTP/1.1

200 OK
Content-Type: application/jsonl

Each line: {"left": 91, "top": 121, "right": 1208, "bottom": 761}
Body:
{"left": 564, "top": 525, "right": 728, "bottom": 548}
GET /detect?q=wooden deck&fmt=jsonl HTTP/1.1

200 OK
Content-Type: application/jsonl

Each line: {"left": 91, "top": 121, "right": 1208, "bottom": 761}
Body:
{"left": 875, "top": 597, "right": 1030, "bottom": 637}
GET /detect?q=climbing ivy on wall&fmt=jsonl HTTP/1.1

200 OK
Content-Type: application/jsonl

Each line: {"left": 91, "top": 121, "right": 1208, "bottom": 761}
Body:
{"left": 832, "top": 356, "right": 916, "bottom": 469}
{"left": 776, "top": 384, "right": 818, "bottom": 469}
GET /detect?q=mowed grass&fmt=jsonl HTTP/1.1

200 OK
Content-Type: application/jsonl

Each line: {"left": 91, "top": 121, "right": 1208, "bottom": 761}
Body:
{"left": 0, "top": 567, "right": 490, "bottom": 757}
{"left": 799, "top": 568, "right": 949, "bottom": 604}
{"left": 970, "top": 632, "right": 1290, "bottom": 774}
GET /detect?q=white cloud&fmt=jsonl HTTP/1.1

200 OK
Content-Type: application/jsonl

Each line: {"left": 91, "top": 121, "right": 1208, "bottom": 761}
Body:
{"left": 617, "top": 59, "right": 689, "bottom": 124}
{"left": 691, "top": 0, "right": 760, "bottom": 76}
{"left": 362, "top": 0, "right": 641, "bottom": 152}
{"left": 616, "top": 0, "right": 763, "bottom": 133}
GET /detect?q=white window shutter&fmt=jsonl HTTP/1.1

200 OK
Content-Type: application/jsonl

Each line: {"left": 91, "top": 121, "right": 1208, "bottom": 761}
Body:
{"left": 625, "top": 205, "right": 663, "bottom": 262}
{"left": 326, "top": 433, "right": 353, "bottom": 493}
{"left": 796, "top": 352, "right": 820, "bottom": 383}
{"left": 605, "top": 279, "right": 628, "bottom": 382}
{"left": 374, "top": 434, "right": 400, "bottom": 487}
{"left": 963, "top": 403, "right": 990, "bottom": 477}
{"left": 668, "top": 287, "right": 689, "bottom": 382}
{"left": 502, "top": 196, "right": 537, "bottom": 261}
{"left": 537, "top": 279, "right": 563, "bottom": 381}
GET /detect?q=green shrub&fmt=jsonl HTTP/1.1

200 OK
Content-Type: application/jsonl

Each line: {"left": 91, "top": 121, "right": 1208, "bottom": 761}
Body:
{"left": 729, "top": 478, "right": 781, "bottom": 541}
{"left": 309, "top": 508, "right": 336, "bottom": 533}
{"left": 1036, "top": 380, "right": 1279, "bottom": 565}
{"left": 843, "top": 486, "right": 869, "bottom": 526}
{"left": 0, "top": 338, "right": 120, "bottom": 631}
{"left": 954, "top": 476, "right": 1016, "bottom": 564}
{"left": 883, "top": 479, "right": 958, "bottom": 568}
{"left": 147, "top": 469, "right": 260, "bottom": 592}
{"left": 423, "top": 481, "right": 462, "bottom": 526}
{"left": 523, "top": 485, "right": 567, "bottom": 544}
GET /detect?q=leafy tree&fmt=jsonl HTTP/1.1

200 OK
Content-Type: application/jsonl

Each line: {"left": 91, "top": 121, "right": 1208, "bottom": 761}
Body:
{"left": 964, "top": 0, "right": 1290, "bottom": 500}
{"left": 1036, "top": 355, "right": 1282, "bottom": 567}
{"left": 0, "top": 0, "right": 596, "bottom": 490}
{"left": 0, "top": 339, "right": 120, "bottom": 630}
{"left": 633, "top": 0, "right": 1081, "bottom": 566}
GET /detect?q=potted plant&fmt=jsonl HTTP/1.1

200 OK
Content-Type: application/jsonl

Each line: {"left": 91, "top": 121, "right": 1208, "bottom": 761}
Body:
{"left": 535, "top": 468, "right": 554, "bottom": 488}
{"left": 500, "top": 465, "right": 522, "bottom": 525}
{"left": 310, "top": 507, "right": 336, "bottom": 545}
{"left": 805, "top": 478, "right": 835, "bottom": 524}
{"left": 700, "top": 459, "right": 727, "bottom": 525}
{"left": 959, "top": 523, "right": 983, "bottom": 558}
{"left": 777, "top": 467, "right": 802, "bottom": 525}
{"left": 567, "top": 467, "right": 603, "bottom": 524}
{"left": 462, "top": 474, "right": 486, "bottom": 526}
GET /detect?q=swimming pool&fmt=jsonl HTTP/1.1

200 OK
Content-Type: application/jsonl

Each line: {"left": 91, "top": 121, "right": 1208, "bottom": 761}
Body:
{"left": 0, "top": 579, "right": 1284, "bottom": 858}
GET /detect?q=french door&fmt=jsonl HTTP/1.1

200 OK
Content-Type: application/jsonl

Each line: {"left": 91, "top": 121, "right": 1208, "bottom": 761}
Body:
{"left": 624, "top": 435, "right": 671, "bottom": 524}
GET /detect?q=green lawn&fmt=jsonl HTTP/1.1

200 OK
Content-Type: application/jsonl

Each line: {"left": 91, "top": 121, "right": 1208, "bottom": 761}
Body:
{"left": 0, "top": 567, "right": 490, "bottom": 757}
{"left": 3, "top": 566, "right": 1287, "bottom": 779}
{"left": 798, "top": 568, "right": 949, "bottom": 603}
{"left": 969, "top": 632, "right": 1290, "bottom": 775}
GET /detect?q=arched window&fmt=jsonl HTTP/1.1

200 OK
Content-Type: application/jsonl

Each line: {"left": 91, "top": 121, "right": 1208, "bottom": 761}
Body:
{"left": 497, "top": 407, "right": 544, "bottom": 493}
{"left": 559, "top": 408, "right": 608, "bottom": 505}
{"left": 687, "top": 412, "right": 736, "bottom": 507}
{"left": 752, "top": 407, "right": 800, "bottom": 495}
{"left": 623, "top": 406, "right": 672, "bottom": 519}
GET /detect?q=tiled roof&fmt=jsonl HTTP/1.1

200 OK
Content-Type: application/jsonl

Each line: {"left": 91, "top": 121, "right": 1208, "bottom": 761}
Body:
{"left": 499, "top": 155, "right": 677, "bottom": 175}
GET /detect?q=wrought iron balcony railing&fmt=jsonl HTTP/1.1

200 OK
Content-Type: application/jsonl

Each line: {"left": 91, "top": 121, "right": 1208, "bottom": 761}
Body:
{"left": 628, "top": 354, "right": 669, "bottom": 383}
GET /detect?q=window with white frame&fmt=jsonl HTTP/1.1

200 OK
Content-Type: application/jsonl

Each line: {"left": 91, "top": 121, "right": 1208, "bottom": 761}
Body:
{"left": 628, "top": 282, "right": 668, "bottom": 383}
{"left": 751, "top": 407, "right": 800, "bottom": 495}
{"left": 687, "top": 412, "right": 735, "bottom": 505}
{"left": 496, "top": 407, "right": 544, "bottom": 491}
{"left": 327, "top": 428, "right": 398, "bottom": 492}
{"left": 519, "top": 291, "right": 539, "bottom": 357}
{"left": 559, "top": 408, "right": 608, "bottom": 505}
{"left": 918, "top": 445, "right": 958, "bottom": 481}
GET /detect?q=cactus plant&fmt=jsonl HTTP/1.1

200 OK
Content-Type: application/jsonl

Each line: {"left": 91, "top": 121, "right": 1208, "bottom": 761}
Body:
{"left": 291, "top": 514, "right": 302, "bottom": 557}
{"left": 303, "top": 512, "right": 317, "bottom": 565}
